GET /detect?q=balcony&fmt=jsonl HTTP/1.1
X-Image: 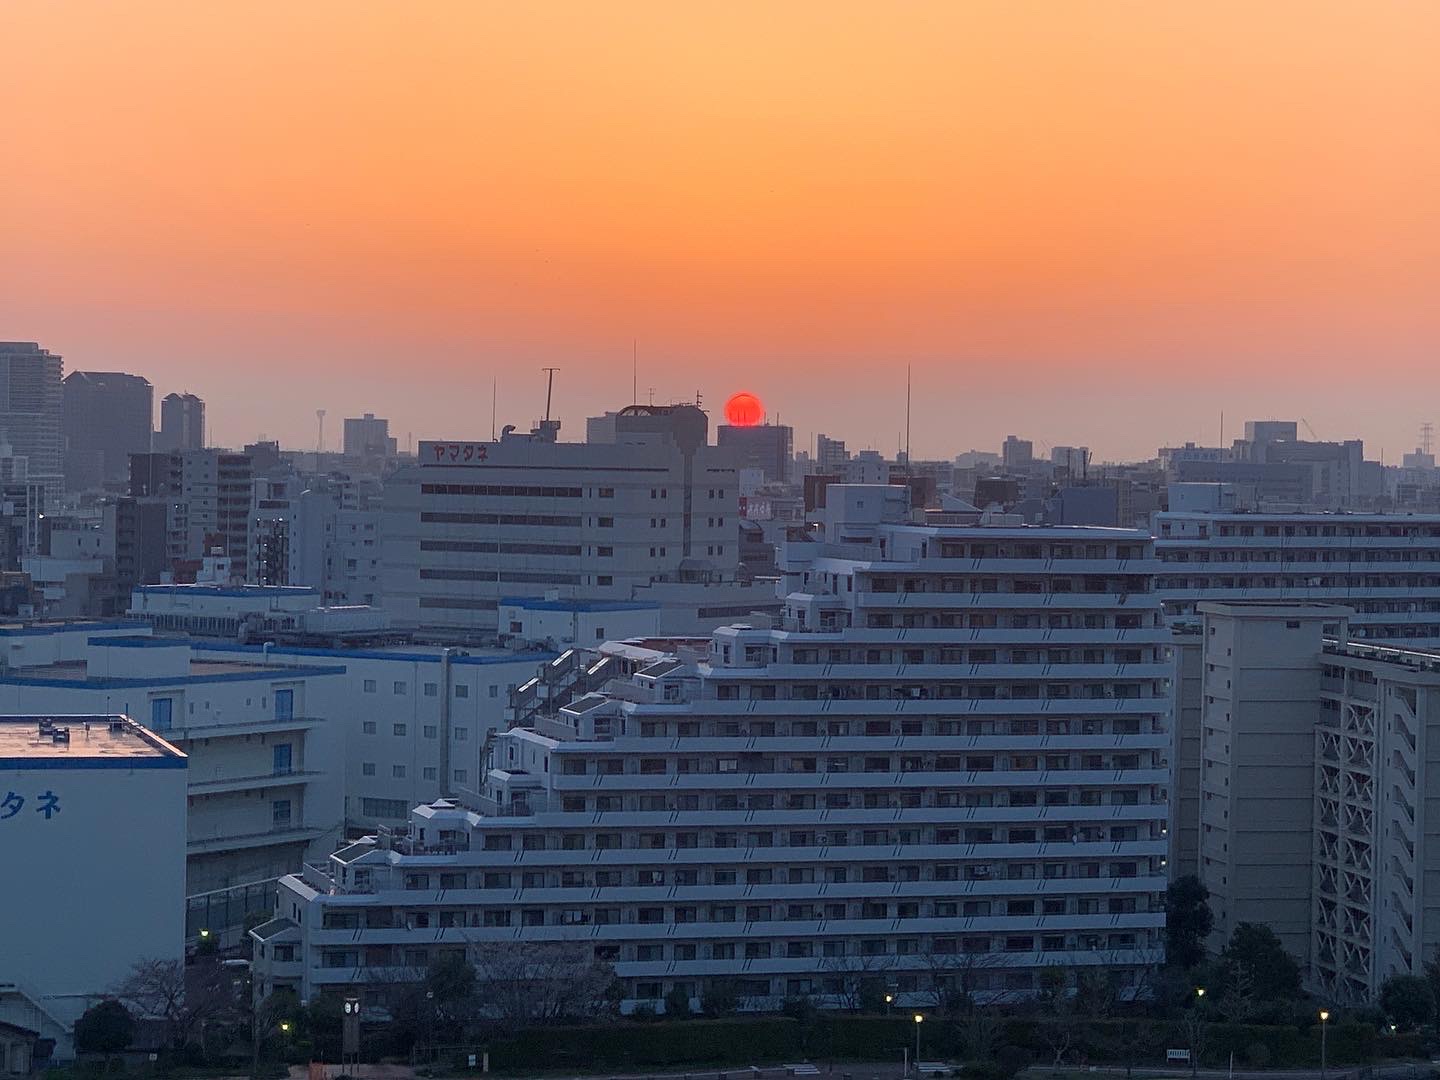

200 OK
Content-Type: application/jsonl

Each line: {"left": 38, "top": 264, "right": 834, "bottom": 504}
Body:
{"left": 188, "top": 769, "right": 322, "bottom": 795}
{"left": 188, "top": 824, "right": 327, "bottom": 854}
{"left": 165, "top": 715, "right": 324, "bottom": 740}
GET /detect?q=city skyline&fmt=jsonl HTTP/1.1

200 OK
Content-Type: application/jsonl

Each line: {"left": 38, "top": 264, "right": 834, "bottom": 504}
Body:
{"left": 3, "top": 1, "right": 1437, "bottom": 459}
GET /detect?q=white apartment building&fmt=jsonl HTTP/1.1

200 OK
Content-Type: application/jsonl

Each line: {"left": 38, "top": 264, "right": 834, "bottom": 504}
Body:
{"left": 0, "top": 714, "right": 186, "bottom": 1060}
{"left": 1156, "top": 511, "right": 1440, "bottom": 646}
{"left": 1186, "top": 600, "right": 1440, "bottom": 1004}
{"left": 380, "top": 408, "right": 744, "bottom": 636}
{"left": 255, "top": 487, "right": 1172, "bottom": 1014}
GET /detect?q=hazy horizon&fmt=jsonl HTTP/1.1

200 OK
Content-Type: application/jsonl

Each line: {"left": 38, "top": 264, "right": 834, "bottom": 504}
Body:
{"left": 4, "top": 1, "right": 1437, "bottom": 461}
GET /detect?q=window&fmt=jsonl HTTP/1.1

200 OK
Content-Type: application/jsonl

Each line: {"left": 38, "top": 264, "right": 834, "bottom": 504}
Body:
{"left": 423, "top": 725, "right": 437, "bottom": 739}
{"left": 424, "top": 682, "right": 438, "bottom": 697}
{"left": 150, "top": 698, "right": 173, "bottom": 732}
{"left": 363, "top": 679, "right": 377, "bottom": 693}
{"left": 361, "top": 797, "right": 409, "bottom": 818}
{"left": 362, "top": 721, "right": 377, "bottom": 734}
{"left": 393, "top": 723, "right": 407, "bottom": 736}
{"left": 271, "top": 799, "right": 292, "bottom": 829}
{"left": 454, "top": 727, "right": 468, "bottom": 741}
{"left": 423, "top": 767, "right": 437, "bottom": 780}
{"left": 393, "top": 681, "right": 407, "bottom": 695}
{"left": 453, "top": 769, "right": 467, "bottom": 784}
{"left": 455, "top": 684, "right": 469, "bottom": 698}
{"left": 362, "top": 762, "right": 376, "bottom": 777}
{"left": 392, "top": 765, "right": 407, "bottom": 778}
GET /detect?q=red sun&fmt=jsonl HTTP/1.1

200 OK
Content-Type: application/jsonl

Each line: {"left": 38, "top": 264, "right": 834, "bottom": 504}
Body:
{"left": 724, "top": 392, "right": 763, "bottom": 427}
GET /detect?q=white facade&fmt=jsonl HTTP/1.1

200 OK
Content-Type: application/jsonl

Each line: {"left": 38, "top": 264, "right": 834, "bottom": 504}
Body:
{"left": 1186, "top": 600, "right": 1440, "bottom": 1005}
{"left": 257, "top": 493, "right": 1171, "bottom": 1013}
{"left": 1156, "top": 511, "right": 1440, "bottom": 646}
{"left": 0, "top": 715, "right": 186, "bottom": 1058}
{"left": 380, "top": 412, "right": 742, "bottom": 635}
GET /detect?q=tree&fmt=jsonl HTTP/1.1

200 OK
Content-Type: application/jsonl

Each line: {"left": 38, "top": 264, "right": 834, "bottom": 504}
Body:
{"left": 1217, "top": 924, "right": 1302, "bottom": 1003}
{"left": 469, "top": 941, "right": 619, "bottom": 1025}
{"left": 703, "top": 977, "right": 742, "bottom": 1016}
{"left": 1380, "top": 974, "right": 1435, "bottom": 1031}
{"left": 1165, "top": 877, "right": 1214, "bottom": 971}
{"left": 1034, "top": 966, "right": 1078, "bottom": 1069}
{"left": 113, "top": 956, "right": 234, "bottom": 1052}
{"left": 664, "top": 985, "right": 694, "bottom": 1018}
{"left": 74, "top": 999, "right": 134, "bottom": 1065}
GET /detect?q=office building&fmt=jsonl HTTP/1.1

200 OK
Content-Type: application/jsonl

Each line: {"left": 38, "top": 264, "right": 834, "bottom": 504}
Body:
{"left": 1001, "top": 435, "right": 1033, "bottom": 470}
{"left": 61, "top": 371, "right": 153, "bottom": 491}
{"left": 343, "top": 413, "right": 397, "bottom": 458}
{"left": 157, "top": 392, "right": 205, "bottom": 452}
{"left": 381, "top": 408, "right": 743, "bottom": 635}
{"left": 0, "top": 343, "right": 64, "bottom": 504}
{"left": 0, "top": 714, "right": 186, "bottom": 1059}
{"left": 716, "top": 422, "right": 793, "bottom": 484}
{"left": 256, "top": 488, "right": 1171, "bottom": 1013}
{"left": 1155, "top": 511, "right": 1440, "bottom": 646}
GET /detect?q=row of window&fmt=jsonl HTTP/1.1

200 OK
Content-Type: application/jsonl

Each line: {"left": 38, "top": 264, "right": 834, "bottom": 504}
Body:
{"left": 358, "top": 680, "right": 507, "bottom": 698}
{"left": 710, "top": 681, "right": 1160, "bottom": 701}
{"left": 616, "top": 716, "right": 1152, "bottom": 737}
{"left": 559, "top": 752, "right": 1152, "bottom": 776}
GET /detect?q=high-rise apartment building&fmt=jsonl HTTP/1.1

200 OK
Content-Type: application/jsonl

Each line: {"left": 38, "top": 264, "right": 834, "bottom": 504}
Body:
{"left": 157, "top": 391, "right": 205, "bottom": 452}
{"left": 1182, "top": 600, "right": 1440, "bottom": 1005}
{"left": 1155, "top": 511, "right": 1440, "bottom": 646}
{"left": 257, "top": 488, "right": 1171, "bottom": 1012}
{"left": 60, "top": 371, "right": 153, "bottom": 490}
{"left": 0, "top": 342, "right": 64, "bottom": 504}
{"left": 343, "top": 412, "right": 397, "bottom": 457}
{"left": 381, "top": 407, "right": 743, "bottom": 635}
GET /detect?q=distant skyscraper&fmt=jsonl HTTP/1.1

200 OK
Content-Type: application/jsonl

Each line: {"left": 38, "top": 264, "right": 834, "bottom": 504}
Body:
{"left": 343, "top": 412, "right": 396, "bottom": 457}
{"left": 1001, "top": 434, "right": 1034, "bottom": 469}
{"left": 61, "top": 371, "right": 153, "bottom": 491}
{"left": 716, "top": 422, "right": 793, "bottom": 483}
{"left": 0, "top": 342, "right": 64, "bottom": 503}
{"left": 157, "top": 392, "right": 205, "bottom": 452}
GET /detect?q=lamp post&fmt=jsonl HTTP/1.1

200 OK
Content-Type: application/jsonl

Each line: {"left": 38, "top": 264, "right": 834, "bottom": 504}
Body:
{"left": 885, "top": 993, "right": 894, "bottom": 1016}
{"left": 1319, "top": 1010, "right": 1330, "bottom": 1080}
{"left": 913, "top": 1014, "right": 923, "bottom": 1071}
{"left": 1189, "top": 987, "right": 1206, "bottom": 1080}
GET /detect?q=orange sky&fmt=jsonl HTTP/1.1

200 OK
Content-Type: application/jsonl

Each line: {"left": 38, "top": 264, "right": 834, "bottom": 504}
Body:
{"left": 2, "top": 1, "right": 1438, "bottom": 460}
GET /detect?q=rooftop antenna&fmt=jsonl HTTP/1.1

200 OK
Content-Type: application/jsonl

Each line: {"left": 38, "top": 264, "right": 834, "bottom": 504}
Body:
{"left": 491, "top": 378, "right": 497, "bottom": 441}
{"left": 632, "top": 341, "right": 638, "bottom": 405}
{"left": 904, "top": 365, "right": 912, "bottom": 468}
{"left": 541, "top": 367, "right": 560, "bottom": 423}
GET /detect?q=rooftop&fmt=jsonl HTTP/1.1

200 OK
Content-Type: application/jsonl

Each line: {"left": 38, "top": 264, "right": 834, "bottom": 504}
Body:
{"left": 0, "top": 715, "right": 185, "bottom": 767}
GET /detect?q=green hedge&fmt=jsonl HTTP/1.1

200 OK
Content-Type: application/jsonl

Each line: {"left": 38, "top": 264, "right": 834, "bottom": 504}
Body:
{"left": 479, "top": 1016, "right": 1419, "bottom": 1073}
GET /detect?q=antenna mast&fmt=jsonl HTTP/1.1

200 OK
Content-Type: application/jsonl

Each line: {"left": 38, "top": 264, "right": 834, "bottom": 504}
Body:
{"left": 491, "top": 378, "right": 497, "bottom": 441}
{"left": 904, "top": 365, "right": 912, "bottom": 468}
{"left": 541, "top": 368, "right": 560, "bottom": 423}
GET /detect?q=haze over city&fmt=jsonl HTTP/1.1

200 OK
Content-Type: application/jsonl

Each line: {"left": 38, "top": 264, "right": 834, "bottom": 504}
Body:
{"left": 4, "top": 1, "right": 1439, "bottom": 459}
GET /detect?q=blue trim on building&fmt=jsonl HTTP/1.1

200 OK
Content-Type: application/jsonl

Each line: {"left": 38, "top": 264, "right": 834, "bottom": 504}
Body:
{"left": 0, "top": 664, "right": 348, "bottom": 690}
{"left": 196, "top": 643, "right": 557, "bottom": 666}
{"left": 0, "top": 621, "right": 147, "bottom": 638}
{"left": 499, "top": 596, "right": 659, "bottom": 613}
{"left": 133, "top": 585, "right": 319, "bottom": 598}
{"left": 0, "top": 756, "right": 188, "bottom": 770}
{"left": 86, "top": 636, "right": 189, "bottom": 649}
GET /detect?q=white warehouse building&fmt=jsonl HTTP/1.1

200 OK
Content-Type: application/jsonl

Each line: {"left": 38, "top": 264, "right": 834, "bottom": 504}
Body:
{"left": 0, "top": 715, "right": 186, "bottom": 1061}
{"left": 255, "top": 487, "right": 1173, "bottom": 1013}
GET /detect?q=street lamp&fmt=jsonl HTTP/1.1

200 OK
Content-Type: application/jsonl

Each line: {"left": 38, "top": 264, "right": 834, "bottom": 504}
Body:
{"left": 1189, "top": 988, "right": 1206, "bottom": 1080}
{"left": 1319, "top": 1010, "right": 1330, "bottom": 1080}
{"left": 279, "top": 1021, "right": 291, "bottom": 1035}
{"left": 885, "top": 993, "right": 894, "bottom": 1016}
{"left": 913, "top": 1014, "right": 924, "bottom": 1069}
